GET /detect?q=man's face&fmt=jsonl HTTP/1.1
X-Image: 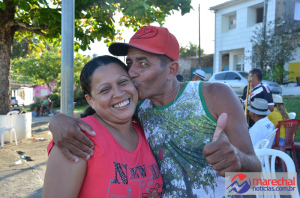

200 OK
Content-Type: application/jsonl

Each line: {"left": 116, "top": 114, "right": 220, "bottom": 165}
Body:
{"left": 251, "top": 74, "right": 258, "bottom": 87}
{"left": 249, "top": 111, "right": 254, "bottom": 120}
{"left": 126, "top": 48, "right": 169, "bottom": 101}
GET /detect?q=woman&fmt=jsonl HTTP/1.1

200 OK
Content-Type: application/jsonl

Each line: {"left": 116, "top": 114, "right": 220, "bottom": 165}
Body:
{"left": 267, "top": 94, "right": 290, "bottom": 146}
{"left": 43, "top": 56, "right": 163, "bottom": 197}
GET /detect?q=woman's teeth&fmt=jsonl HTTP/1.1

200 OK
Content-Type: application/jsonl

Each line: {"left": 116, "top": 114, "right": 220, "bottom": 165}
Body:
{"left": 113, "top": 99, "right": 129, "bottom": 108}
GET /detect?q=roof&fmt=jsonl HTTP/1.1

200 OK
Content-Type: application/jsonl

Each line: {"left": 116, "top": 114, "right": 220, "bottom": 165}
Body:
{"left": 209, "top": 0, "right": 247, "bottom": 11}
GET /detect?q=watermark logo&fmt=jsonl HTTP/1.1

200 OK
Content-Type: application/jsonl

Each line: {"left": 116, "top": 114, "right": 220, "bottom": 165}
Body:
{"left": 226, "top": 174, "right": 251, "bottom": 194}
{"left": 225, "top": 172, "right": 298, "bottom": 196}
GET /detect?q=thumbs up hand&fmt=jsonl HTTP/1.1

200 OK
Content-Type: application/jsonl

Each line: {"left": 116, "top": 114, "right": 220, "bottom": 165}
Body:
{"left": 203, "top": 113, "right": 242, "bottom": 177}
{"left": 212, "top": 113, "right": 227, "bottom": 141}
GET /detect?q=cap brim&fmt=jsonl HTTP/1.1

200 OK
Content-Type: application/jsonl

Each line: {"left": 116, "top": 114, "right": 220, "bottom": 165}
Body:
{"left": 109, "top": 42, "right": 165, "bottom": 57}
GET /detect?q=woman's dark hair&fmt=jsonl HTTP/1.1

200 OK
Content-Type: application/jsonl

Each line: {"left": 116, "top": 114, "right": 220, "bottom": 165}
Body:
{"left": 80, "top": 55, "right": 128, "bottom": 118}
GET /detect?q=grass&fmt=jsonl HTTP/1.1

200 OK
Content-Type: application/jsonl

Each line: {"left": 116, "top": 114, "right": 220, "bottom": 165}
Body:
{"left": 283, "top": 97, "right": 300, "bottom": 142}
{"left": 52, "top": 104, "right": 90, "bottom": 113}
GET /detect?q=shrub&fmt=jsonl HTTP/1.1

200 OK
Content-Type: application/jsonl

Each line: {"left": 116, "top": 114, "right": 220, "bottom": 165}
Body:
{"left": 29, "top": 96, "right": 41, "bottom": 111}
{"left": 49, "top": 93, "right": 61, "bottom": 108}
{"left": 74, "top": 89, "right": 88, "bottom": 106}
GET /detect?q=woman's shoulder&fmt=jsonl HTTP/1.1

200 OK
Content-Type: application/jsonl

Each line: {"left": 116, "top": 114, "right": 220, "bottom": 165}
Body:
{"left": 80, "top": 116, "right": 110, "bottom": 152}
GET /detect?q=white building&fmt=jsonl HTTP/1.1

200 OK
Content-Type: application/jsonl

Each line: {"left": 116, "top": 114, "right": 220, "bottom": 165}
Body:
{"left": 210, "top": 0, "right": 300, "bottom": 80}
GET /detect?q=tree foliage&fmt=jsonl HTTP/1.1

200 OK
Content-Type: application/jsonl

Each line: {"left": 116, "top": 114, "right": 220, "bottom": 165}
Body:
{"left": 12, "top": 46, "right": 91, "bottom": 93}
{"left": 249, "top": 19, "right": 300, "bottom": 84}
{"left": 180, "top": 42, "right": 204, "bottom": 58}
{"left": 0, "top": 0, "right": 192, "bottom": 114}
{"left": 12, "top": 46, "right": 61, "bottom": 92}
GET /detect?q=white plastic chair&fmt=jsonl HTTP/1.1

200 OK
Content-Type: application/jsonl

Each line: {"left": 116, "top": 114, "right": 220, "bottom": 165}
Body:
{"left": 254, "top": 139, "right": 269, "bottom": 149}
{"left": 255, "top": 149, "right": 300, "bottom": 198}
{"left": 0, "top": 111, "right": 19, "bottom": 148}
{"left": 265, "top": 128, "right": 277, "bottom": 149}
{"left": 288, "top": 112, "right": 296, "bottom": 119}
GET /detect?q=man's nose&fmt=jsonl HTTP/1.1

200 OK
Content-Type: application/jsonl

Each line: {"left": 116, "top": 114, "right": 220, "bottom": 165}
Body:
{"left": 128, "top": 65, "right": 138, "bottom": 79}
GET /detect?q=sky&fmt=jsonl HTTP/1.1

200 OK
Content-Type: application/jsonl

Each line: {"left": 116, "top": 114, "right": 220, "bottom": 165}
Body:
{"left": 79, "top": 0, "right": 228, "bottom": 57}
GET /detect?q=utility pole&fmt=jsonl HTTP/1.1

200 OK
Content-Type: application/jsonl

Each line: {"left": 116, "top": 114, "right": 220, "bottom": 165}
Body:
{"left": 198, "top": 4, "right": 201, "bottom": 68}
{"left": 260, "top": 0, "right": 268, "bottom": 69}
{"left": 61, "top": 0, "right": 75, "bottom": 117}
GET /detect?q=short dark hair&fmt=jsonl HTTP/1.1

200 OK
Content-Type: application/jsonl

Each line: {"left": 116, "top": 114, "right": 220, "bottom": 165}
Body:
{"left": 157, "top": 54, "right": 173, "bottom": 68}
{"left": 176, "top": 74, "right": 184, "bottom": 82}
{"left": 251, "top": 68, "right": 263, "bottom": 81}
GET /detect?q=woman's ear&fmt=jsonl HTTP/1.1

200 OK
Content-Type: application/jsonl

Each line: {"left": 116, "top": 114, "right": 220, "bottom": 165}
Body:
{"left": 85, "top": 94, "right": 94, "bottom": 108}
{"left": 167, "top": 61, "right": 179, "bottom": 81}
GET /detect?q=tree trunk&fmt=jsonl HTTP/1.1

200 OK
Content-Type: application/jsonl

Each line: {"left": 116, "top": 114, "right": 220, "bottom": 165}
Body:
{"left": 0, "top": 1, "right": 16, "bottom": 114}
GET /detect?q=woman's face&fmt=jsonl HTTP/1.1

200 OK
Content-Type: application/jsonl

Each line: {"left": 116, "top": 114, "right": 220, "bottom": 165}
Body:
{"left": 86, "top": 63, "right": 138, "bottom": 124}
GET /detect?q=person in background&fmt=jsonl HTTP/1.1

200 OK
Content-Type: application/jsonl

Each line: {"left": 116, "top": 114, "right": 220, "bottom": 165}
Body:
{"left": 267, "top": 94, "right": 290, "bottom": 146}
{"left": 176, "top": 74, "right": 184, "bottom": 82}
{"left": 248, "top": 98, "right": 275, "bottom": 147}
{"left": 241, "top": 68, "right": 274, "bottom": 127}
{"left": 192, "top": 69, "right": 206, "bottom": 81}
{"left": 34, "top": 95, "right": 51, "bottom": 117}
{"left": 43, "top": 56, "right": 163, "bottom": 197}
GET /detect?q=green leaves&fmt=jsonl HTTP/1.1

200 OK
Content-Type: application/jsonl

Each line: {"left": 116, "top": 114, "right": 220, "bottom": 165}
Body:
{"left": 19, "top": 1, "right": 30, "bottom": 11}
{"left": 9, "top": 0, "right": 192, "bottom": 53}
{"left": 0, "top": 1, "right": 6, "bottom": 10}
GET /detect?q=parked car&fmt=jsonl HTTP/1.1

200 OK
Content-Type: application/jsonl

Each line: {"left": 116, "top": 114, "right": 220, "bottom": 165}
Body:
{"left": 11, "top": 96, "right": 25, "bottom": 107}
{"left": 208, "top": 71, "right": 282, "bottom": 95}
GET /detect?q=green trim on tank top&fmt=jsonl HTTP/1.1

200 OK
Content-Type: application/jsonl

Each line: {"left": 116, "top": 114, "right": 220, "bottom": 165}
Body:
{"left": 199, "top": 81, "right": 217, "bottom": 123}
{"left": 153, "top": 82, "right": 188, "bottom": 110}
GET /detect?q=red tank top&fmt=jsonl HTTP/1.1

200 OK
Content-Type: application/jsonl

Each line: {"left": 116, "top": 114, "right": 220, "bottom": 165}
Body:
{"left": 47, "top": 116, "right": 164, "bottom": 198}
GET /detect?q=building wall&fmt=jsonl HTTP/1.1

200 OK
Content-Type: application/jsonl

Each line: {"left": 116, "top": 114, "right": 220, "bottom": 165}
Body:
{"left": 33, "top": 83, "right": 55, "bottom": 98}
{"left": 213, "top": 0, "right": 277, "bottom": 73}
{"left": 178, "top": 55, "right": 214, "bottom": 81}
{"left": 178, "top": 58, "right": 196, "bottom": 81}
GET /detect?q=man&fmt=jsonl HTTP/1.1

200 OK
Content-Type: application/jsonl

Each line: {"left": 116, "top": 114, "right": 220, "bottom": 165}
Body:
{"left": 192, "top": 69, "right": 206, "bottom": 81}
{"left": 49, "top": 26, "right": 261, "bottom": 197}
{"left": 241, "top": 68, "right": 274, "bottom": 127}
{"left": 248, "top": 98, "right": 275, "bottom": 147}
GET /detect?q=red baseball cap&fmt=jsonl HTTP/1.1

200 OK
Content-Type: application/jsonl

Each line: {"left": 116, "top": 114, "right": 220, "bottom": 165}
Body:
{"left": 109, "top": 26, "right": 180, "bottom": 61}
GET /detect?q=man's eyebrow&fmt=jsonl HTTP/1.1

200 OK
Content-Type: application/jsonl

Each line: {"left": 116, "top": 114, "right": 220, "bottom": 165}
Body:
{"left": 126, "top": 57, "right": 148, "bottom": 62}
{"left": 136, "top": 57, "right": 148, "bottom": 61}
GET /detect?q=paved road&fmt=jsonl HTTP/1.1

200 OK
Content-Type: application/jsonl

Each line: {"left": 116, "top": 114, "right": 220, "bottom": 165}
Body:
{"left": 0, "top": 116, "right": 52, "bottom": 198}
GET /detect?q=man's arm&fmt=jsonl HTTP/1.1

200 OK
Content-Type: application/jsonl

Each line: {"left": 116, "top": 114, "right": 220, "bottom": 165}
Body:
{"left": 202, "top": 82, "right": 261, "bottom": 176}
{"left": 49, "top": 113, "right": 96, "bottom": 162}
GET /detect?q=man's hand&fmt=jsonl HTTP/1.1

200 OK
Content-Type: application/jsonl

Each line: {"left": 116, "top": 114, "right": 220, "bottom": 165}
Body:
{"left": 203, "top": 113, "right": 242, "bottom": 177}
{"left": 49, "top": 114, "right": 96, "bottom": 162}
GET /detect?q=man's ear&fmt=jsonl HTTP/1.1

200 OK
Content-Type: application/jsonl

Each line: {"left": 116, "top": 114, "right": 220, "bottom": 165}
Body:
{"left": 85, "top": 94, "right": 94, "bottom": 108}
{"left": 167, "top": 61, "right": 179, "bottom": 81}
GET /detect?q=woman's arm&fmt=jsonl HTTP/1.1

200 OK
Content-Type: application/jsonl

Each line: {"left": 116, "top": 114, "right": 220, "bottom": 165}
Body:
{"left": 42, "top": 145, "right": 87, "bottom": 198}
